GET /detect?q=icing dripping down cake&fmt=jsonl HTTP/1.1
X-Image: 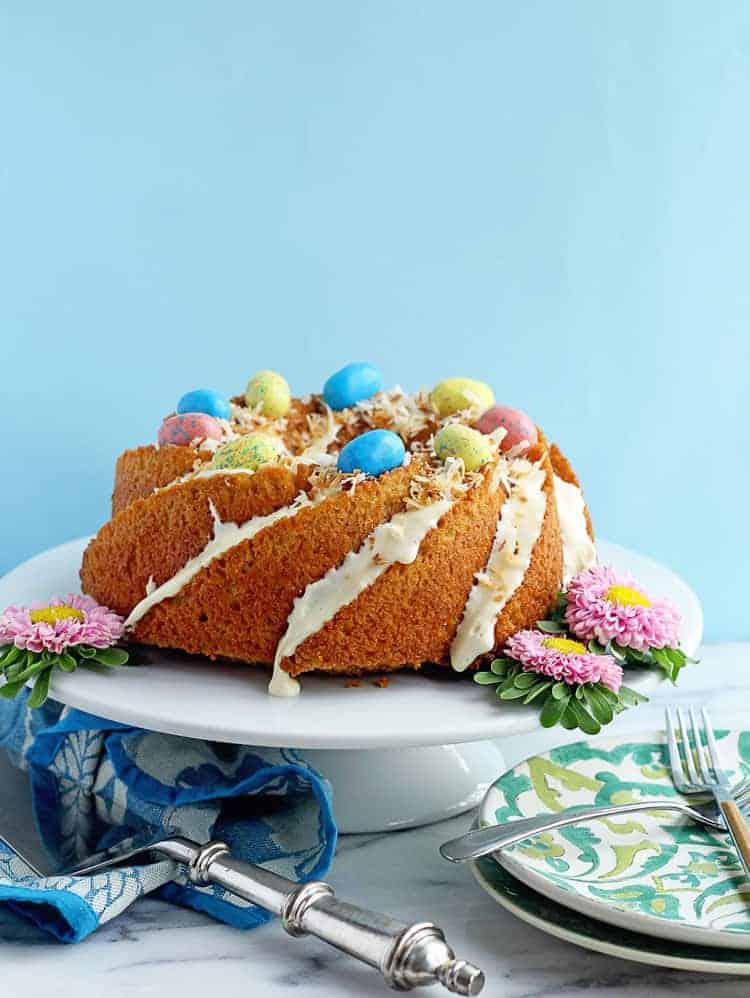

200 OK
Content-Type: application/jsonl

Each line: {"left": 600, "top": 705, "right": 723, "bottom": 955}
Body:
{"left": 80, "top": 366, "right": 597, "bottom": 696}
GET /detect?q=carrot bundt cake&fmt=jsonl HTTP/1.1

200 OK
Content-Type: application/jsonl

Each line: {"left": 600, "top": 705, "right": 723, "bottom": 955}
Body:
{"left": 80, "top": 364, "right": 597, "bottom": 696}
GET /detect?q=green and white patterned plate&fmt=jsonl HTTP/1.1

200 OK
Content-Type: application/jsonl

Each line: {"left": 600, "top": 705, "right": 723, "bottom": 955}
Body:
{"left": 478, "top": 730, "right": 750, "bottom": 950}
{"left": 471, "top": 856, "right": 750, "bottom": 974}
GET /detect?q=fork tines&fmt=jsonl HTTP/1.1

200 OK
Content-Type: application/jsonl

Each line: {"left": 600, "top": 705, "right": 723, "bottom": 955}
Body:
{"left": 666, "top": 706, "right": 750, "bottom": 800}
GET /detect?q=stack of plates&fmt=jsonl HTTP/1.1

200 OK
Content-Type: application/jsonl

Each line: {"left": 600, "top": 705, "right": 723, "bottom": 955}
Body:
{"left": 472, "top": 730, "right": 750, "bottom": 974}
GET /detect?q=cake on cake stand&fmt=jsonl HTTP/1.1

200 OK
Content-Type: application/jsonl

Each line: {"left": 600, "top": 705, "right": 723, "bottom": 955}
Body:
{"left": 0, "top": 538, "right": 702, "bottom": 833}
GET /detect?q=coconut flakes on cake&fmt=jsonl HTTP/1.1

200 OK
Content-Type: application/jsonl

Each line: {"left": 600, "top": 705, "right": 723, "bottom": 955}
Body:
{"left": 307, "top": 465, "right": 369, "bottom": 501}
{"left": 405, "top": 450, "right": 489, "bottom": 509}
{"left": 344, "top": 387, "right": 436, "bottom": 441}
{"left": 229, "top": 400, "right": 289, "bottom": 437}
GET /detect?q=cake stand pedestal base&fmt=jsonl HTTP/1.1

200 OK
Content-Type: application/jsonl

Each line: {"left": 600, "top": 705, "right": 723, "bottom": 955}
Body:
{"left": 303, "top": 739, "right": 507, "bottom": 834}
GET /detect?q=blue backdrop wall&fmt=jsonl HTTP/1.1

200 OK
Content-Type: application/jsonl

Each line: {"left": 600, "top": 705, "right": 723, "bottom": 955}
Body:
{"left": 2, "top": 2, "right": 749, "bottom": 640}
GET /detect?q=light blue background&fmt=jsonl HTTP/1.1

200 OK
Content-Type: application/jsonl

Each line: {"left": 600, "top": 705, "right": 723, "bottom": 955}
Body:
{"left": 2, "top": 3, "right": 749, "bottom": 640}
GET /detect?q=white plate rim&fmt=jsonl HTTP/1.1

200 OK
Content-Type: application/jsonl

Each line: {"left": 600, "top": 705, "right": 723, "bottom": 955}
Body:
{"left": 0, "top": 536, "right": 702, "bottom": 748}
{"left": 479, "top": 729, "right": 750, "bottom": 951}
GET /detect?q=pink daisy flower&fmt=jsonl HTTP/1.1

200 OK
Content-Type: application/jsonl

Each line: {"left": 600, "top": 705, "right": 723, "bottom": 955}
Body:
{"left": 506, "top": 629, "right": 623, "bottom": 693}
{"left": 0, "top": 594, "right": 124, "bottom": 656}
{"left": 565, "top": 565, "right": 681, "bottom": 652}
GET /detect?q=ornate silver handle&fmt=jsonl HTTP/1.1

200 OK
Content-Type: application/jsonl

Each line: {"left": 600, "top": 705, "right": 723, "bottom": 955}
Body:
{"left": 439, "top": 799, "right": 719, "bottom": 863}
{"left": 157, "top": 837, "right": 484, "bottom": 995}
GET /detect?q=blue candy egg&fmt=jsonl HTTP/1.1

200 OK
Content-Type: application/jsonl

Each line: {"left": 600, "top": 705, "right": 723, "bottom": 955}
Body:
{"left": 323, "top": 362, "right": 383, "bottom": 411}
{"left": 337, "top": 429, "right": 406, "bottom": 477}
{"left": 176, "top": 388, "right": 231, "bottom": 421}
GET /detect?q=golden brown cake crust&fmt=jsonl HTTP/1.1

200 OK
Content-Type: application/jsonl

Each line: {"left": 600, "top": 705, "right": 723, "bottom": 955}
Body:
{"left": 82, "top": 393, "right": 592, "bottom": 681}
{"left": 84, "top": 462, "right": 427, "bottom": 664}
{"left": 111, "top": 394, "right": 441, "bottom": 517}
{"left": 132, "top": 467, "right": 419, "bottom": 665}
{"left": 112, "top": 445, "right": 213, "bottom": 515}
{"left": 285, "top": 466, "right": 506, "bottom": 676}
{"left": 83, "top": 464, "right": 307, "bottom": 616}
{"left": 111, "top": 398, "right": 322, "bottom": 514}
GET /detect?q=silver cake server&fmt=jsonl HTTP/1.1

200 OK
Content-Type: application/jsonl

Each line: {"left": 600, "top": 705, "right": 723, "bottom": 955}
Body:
{"left": 0, "top": 752, "right": 483, "bottom": 995}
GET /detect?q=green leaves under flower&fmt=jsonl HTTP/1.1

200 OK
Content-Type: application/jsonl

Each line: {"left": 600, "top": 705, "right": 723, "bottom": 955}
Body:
{"left": 0, "top": 643, "right": 131, "bottom": 708}
{"left": 474, "top": 657, "right": 648, "bottom": 735}
{"left": 582, "top": 637, "right": 696, "bottom": 683}
{"left": 476, "top": 568, "right": 695, "bottom": 732}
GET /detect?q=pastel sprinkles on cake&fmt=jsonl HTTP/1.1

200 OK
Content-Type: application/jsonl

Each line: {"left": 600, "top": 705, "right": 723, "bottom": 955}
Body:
{"left": 80, "top": 363, "right": 597, "bottom": 697}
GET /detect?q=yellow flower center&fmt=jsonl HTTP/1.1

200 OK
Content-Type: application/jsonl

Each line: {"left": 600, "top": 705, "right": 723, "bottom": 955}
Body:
{"left": 605, "top": 585, "right": 651, "bottom": 608}
{"left": 30, "top": 606, "right": 85, "bottom": 625}
{"left": 542, "top": 637, "right": 587, "bottom": 655}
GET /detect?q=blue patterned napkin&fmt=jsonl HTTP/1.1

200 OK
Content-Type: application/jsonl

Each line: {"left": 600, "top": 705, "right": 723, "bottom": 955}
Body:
{"left": 0, "top": 691, "right": 336, "bottom": 942}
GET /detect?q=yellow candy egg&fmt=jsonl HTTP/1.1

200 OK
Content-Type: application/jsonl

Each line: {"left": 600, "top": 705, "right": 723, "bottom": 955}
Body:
{"left": 434, "top": 424, "right": 493, "bottom": 472}
{"left": 210, "top": 433, "right": 280, "bottom": 471}
{"left": 431, "top": 378, "right": 495, "bottom": 417}
{"left": 245, "top": 370, "right": 291, "bottom": 418}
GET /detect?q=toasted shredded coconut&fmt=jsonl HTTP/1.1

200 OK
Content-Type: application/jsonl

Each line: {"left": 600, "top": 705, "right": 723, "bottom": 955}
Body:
{"left": 294, "top": 405, "right": 341, "bottom": 461}
{"left": 404, "top": 452, "right": 484, "bottom": 509}
{"left": 229, "top": 401, "right": 288, "bottom": 437}
{"left": 188, "top": 434, "right": 223, "bottom": 453}
{"left": 342, "top": 386, "right": 437, "bottom": 440}
{"left": 153, "top": 386, "right": 527, "bottom": 502}
{"left": 307, "top": 465, "right": 369, "bottom": 502}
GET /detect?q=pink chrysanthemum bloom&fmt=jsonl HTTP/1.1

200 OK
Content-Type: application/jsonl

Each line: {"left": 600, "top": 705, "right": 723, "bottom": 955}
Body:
{"left": 0, "top": 594, "right": 124, "bottom": 656}
{"left": 506, "top": 630, "right": 623, "bottom": 693}
{"left": 565, "top": 565, "right": 681, "bottom": 652}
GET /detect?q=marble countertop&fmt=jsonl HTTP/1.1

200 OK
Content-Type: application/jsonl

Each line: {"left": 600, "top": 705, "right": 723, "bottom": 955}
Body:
{"left": 3, "top": 642, "right": 750, "bottom": 998}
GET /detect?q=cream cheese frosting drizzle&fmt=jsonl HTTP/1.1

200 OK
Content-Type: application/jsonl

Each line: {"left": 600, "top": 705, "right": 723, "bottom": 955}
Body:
{"left": 124, "top": 495, "right": 312, "bottom": 630}
{"left": 553, "top": 474, "right": 597, "bottom": 583}
{"left": 450, "top": 458, "right": 547, "bottom": 672}
{"left": 269, "top": 498, "right": 453, "bottom": 697}
{"left": 178, "top": 466, "right": 259, "bottom": 486}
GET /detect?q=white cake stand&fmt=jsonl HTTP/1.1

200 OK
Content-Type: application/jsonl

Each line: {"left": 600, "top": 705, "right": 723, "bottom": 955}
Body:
{"left": 0, "top": 538, "right": 702, "bottom": 833}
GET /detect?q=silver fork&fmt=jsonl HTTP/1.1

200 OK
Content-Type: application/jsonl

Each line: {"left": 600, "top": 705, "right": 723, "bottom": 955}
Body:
{"left": 666, "top": 706, "right": 750, "bottom": 877}
{"left": 441, "top": 746, "right": 750, "bottom": 865}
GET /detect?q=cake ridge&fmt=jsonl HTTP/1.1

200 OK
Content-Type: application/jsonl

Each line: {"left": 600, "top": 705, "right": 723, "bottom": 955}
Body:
{"left": 270, "top": 495, "right": 455, "bottom": 696}
{"left": 81, "top": 368, "right": 595, "bottom": 696}
{"left": 124, "top": 491, "right": 316, "bottom": 632}
{"left": 450, "top": 454, "right": 548, "bottom": 672}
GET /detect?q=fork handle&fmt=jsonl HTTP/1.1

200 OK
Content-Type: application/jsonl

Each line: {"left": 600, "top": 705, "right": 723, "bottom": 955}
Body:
{"left": 720, "top": 800, "right": 750, "bottom": 876}
{"left": 439, "top": 800, "right": 703, "bottom": 863}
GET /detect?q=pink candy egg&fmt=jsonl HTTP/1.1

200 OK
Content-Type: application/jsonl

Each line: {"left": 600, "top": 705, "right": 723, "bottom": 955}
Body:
{"left": 158, "top": 413, "right": 223, "bottom": 447}
{"left": 475, "top": 405, "right": 538, "bottom": 451}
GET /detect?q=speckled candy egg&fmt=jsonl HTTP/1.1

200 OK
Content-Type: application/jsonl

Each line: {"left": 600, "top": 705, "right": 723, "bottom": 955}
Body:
{"left": 337, "top": 429, "right": 405, "bottom": 476}
{"left": 176, "top": 388, "right": 231, "bottom": 421}
{"left": 434, "top": 424, "right": 493, "bottom": 472}
{"left": 245, "top": 371, "right": 291, "bottom": 418}
{"left": 210, "top": 433, "right": 280, "bottom": 471}
{"left": 475, "top": 405, "right": 538, "bottom": 452}
{"left": 323, "top": 362, "right": 383, "bottom": 411}
{"left": 431, "top": 378, "right": 494, "bottom": 417}
{"left": 158, "top": 413, "right": 223, "bottom": 448}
